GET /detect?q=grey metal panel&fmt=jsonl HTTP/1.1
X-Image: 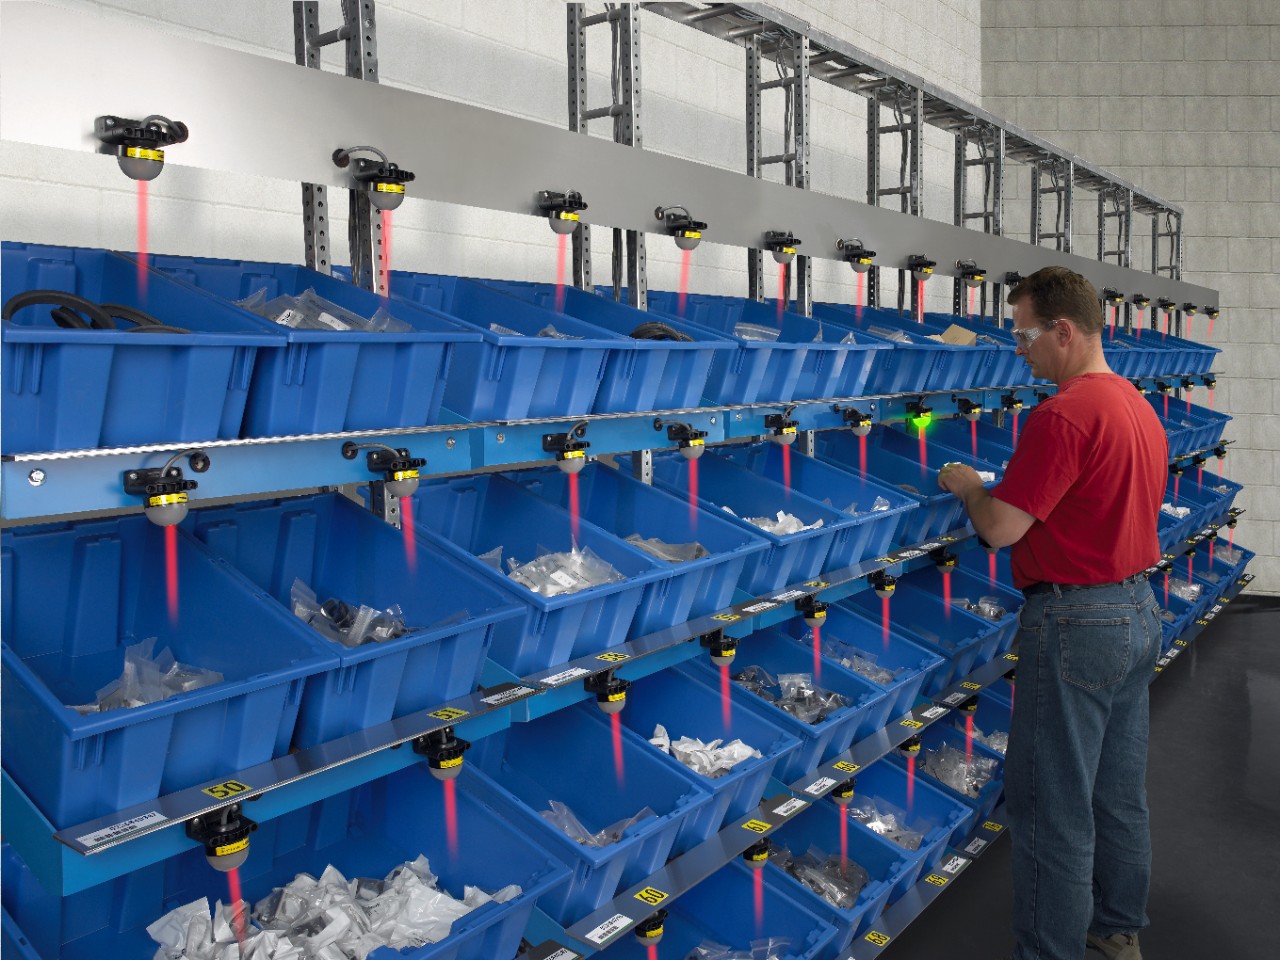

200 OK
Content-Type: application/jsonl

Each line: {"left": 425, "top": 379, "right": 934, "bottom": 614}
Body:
{"left": 0, "top": 3, "right": 1217, "bottom": 304}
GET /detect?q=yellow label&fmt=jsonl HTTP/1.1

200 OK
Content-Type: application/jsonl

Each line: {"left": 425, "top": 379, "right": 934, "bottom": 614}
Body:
{"left": 857, "top": 257, "right": 872, "bottom": 264}
{"left": 597, "top": 651, "right": 630, "bottom": 662}
{"left": 1175, "top": 640, "right": 1188, "bottom": 646}
{"left": 562, "top": 450, "right": 585, "bottom": 460}
{"left": 1195, "top": 619, "right": 1208, "bottom": 626}
{"left": 374, "top": 181, "right": 406, "bottom": 194}
{"left": 875, "top": 557, "right": 895, "bottom": 564}
{"left": 559, "top": 211, "right": 580, "bottom": 221}
{"left": 634, "top": 886, "right": 669, "bottom": 906}
{"left": 900, "top": 718, "right": 923, "bottom": 729}
{"left": 973, "top": 275, "right": 985, "bottom": 282}
{"left": 428, "top": 707, "right": 469, "bottom": 721}
{"left": 811, "top": 609, "right": 826, "bottom": 619}
{"left": 982, "top": 821, "right": 1004, "bottom": 833}
{"left": 606, "top": 691, "right": 626, "bottom": 702}
{"left": 214, "top": 838, "right": 249, "bottom": 857}
{"left": 147, "top": 492, "right": 188, "bottom": 508}
{"left": 1003, "top": 653, "right": 1019, "bottom": 661}
{"left": 681, "top": 231, "right": 702, "bottom": 239}
{"left": 833, "top": 761, "right": 860, "bottom": 773}
{"left": 865, "top": 931, "right": 891, "bottom": 946}
{"left": 805, "top": 580, "right": 830, "bottom": 588}
{"left": 712, "top": 612, "right": 741, "bottom": 622}
{"left": 742, "top": 819, "right": 771, "bottom": 833}
{"left": 782, "top": 246, "right": 796, "bottom": 255}
{"left": 202, "top": 779, "right": 251, "bottom": 800}
{"left": 437, "top": 756, "right": 463, "bottom": 769}
{"left": 921, "top": 267, "right": 933, "bottom": 274}
{"left": 961, "top": 681, "right": 982, "bottom": 690}
{"left": 392, "top": 469, "right": 419, "bottom": 481}
{"left": 125, "top": 146, "right": 164, "bottom": 162}
{"left": 924, "top": 874, "right": 948, "bottom": 886}
{"left": 781, "top": 425, "right": 797, "bottom": 435}
{"left": 637, "top": 924, "right": 663, "bottom": 939}
{"left": 688, "top": 438, "right": 705, "bottom": 446}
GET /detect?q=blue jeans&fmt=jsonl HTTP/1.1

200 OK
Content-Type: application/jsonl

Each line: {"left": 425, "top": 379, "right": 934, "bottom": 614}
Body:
{"left": 1007, "top": 579, "right": 1162, "bottom": 960}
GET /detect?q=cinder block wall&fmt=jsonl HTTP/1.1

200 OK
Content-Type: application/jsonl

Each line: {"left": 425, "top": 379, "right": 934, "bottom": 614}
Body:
{"left": 0, "top": 0, "right": 981, "bottom": 314}
{"left": 983, "top": 0, "right": 1279, "bottom": 593}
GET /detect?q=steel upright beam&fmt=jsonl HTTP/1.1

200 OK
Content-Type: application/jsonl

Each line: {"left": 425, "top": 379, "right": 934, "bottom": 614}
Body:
{"left": 293, "top": 3, "right": 332, "bottom": 275}
{"left": 746, "top": 36, "right": 765, "bottom": 302}
{"left": 566, "top": 4, "right": 594, "bottom": 291}
{"left": 906, "top": 86, "right": 924, "bottom": 321}
{"left": 952, "top": 124, "right": 1004, "bottom": 320}
{"left": 865, "top": 89, "right": 881, "bottom": 308}
{"left": 340, "top": 0, "right": 384, "bottom": 293}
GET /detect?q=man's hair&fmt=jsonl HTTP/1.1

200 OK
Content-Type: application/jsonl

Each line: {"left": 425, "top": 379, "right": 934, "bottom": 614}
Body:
{"left": 1006, "top": 266, "right": 1104, "bottom": 336}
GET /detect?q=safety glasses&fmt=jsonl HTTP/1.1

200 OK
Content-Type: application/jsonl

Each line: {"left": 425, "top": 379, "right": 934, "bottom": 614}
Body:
{"left": 1011, "top": 318, "right": 1062, "bottom": 347}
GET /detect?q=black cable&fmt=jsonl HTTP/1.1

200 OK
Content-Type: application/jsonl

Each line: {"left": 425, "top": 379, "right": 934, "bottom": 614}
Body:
{"left": 630, "top": 321, "right": 693, "bottom": 342}
{"left": 100, "top": 304, "right": 191, "bottom": 334}
{"left": 2, "top": 290, "right": 115, "bottom": 329}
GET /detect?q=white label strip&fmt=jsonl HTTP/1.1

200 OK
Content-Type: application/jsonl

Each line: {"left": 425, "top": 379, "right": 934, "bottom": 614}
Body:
{"left": 941, "top": 855, "right": 967, "bottom": 874}
{"left": 964, "top": 838, "right": 988, "bottom": 855}
{"left": 545, "top": 949, "right": 581, "bottom": 960}
{"left": 772, "top": 798, "right": 809, "bottom": 818}
{"left": 583, "top": 914, "right": 631, "bottom": 946}
{"left": 480, "top": 685, "right": 536, "bottom": 706}
{"left": 541, "top": 667, "right": 591, "bottom": 687}
{"left": 76, "top": 809, "right": 165, "bottom": 848}
{"left": 770, "top": 589, "right": 807, "bottom": 602}
{"left": 741, "top": 601, "right": 779, "bottom": 614}
{"left": 920, "top": 705, "right": 949, "bottom": 719}
{"left": 805, "top": 776, "right": 838, "bottom": 796}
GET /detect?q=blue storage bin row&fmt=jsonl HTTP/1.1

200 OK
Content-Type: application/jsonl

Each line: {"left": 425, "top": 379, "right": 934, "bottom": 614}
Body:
{"left": 1149, "top": 396, "right": 1231, "bottom": 452}
{"left": 922, "top": 311, "right": 1045, "bottom": 387}
{"left": 1102, "top": 331, "right": 1164, "bottom": 378}
{"left": 1117, "top": 326, "right": 1219, "bottom": 375}
{"left": 696, "top": 628, "right": 893, "bottom": 784}
{"left": 1155, "top": 590, "right": 1196, "bottom": 652}
{"left": 777, "top": 603, "right": 945, "bottom": 721}
{"left": 0, "top": 495, "right": 522, "bottom": 830}
{"left": 1165, "top": 475, "right": 1236, "bottom": 533}
{"left": 901, "top": 564, "right": 1025, "bottom": 659}
{"left": 0, "top": 765, "right": 572, "bottom": 960}
{"left": 889, "top": 723, "right": 1006, "bottom": 826}
{"left": 1191, "top": 538, "right": 1253, "bottom": 590}
{"left": 1158, "top": 509, "right": 1194, "bottom": 553}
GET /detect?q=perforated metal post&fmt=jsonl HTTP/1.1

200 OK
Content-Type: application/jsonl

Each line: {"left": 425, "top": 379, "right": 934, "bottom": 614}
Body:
{"left": 746, "top": 36, "right": 765, "bottom": 302}
{"left": 566, "top": 3, "right": 593, "bottom": 290}
{"left": 293, "top": 3, "right": 331, "bottom": 275}
{"left": 342, "top": 0, "right": 383, "bottom": 292}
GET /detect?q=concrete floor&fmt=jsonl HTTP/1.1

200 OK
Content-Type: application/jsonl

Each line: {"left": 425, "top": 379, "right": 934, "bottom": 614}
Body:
{"left": 880, "top": 593, "right": 1280, "bottom": 960}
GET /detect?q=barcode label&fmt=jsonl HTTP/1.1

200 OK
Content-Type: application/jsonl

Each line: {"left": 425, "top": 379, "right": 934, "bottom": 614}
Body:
{"left": 541, "top": 667, "right": 591, "bottom": 687}
{"left": 805, "top": 777, "right": 837, "bottom": 796}
{"left": 544, "top": 949, "right": 581, "bottom": 960}
{"left": 941, "top": 855, "right": 967, "bottom": 874}
{"left": 773, "top": 798, "right": 808, "bottom": 818}
{"left": 583, "top": 914, "right": 631, "bottom": 946}
{"left": 77, "top": 810, "right": 164, "bottom": 848}
{"left": 480, "top": 685, "right": 536, "bottom": 706}
{"left": 741, "top": 601, "right": 778, "bottom": 614}
{"left": 770, "top": 589, "right": 807, "bottom": 602}
{"left": 921, "top": 705, "right": 949, "bottom": 719}
{"left": 964, "top": 838, "right": 988, "bottom": 855}
{"left": 942, "top": 692, "right": 968, "bottom": 705}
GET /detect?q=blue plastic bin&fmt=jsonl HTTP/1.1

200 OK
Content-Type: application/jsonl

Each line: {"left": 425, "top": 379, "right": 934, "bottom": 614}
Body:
{"left": 1164, "top": 399, "right": 1232, "bottom": 452}
{"left": 376, "top": 271, "right": 643, "bottom": 419}
{"left": 1191, "top": 539, "right": 1253, "bottom": 591}
{"left": 1102, "top": 329, "right": 1166, "bottom": 377}
{"left": 604, "top": 860, "right": 838, "bottom": 960}
{"left": 890, "top": 723, "right": 1005, "bottom": 824}
{"left": 468, "top": 703, "right": 714, "bottom": 926}
{"left": 2, "top": 242, "right": 276, "bottom": 453}
{"left": 881, "top": 580, "right": 1005, "bottom": 667}
{"left": 689, "top": 627, "right": 893, "bottom": 783}
{"left": 767, "top": 794, "right": 913, "bottom": 952}
{"left": 148, "top": 255, "right": 478, "bottom": 436}
{"left": 924, "top": 416, "right": 1017, "bottom": 467}
{"left": 814, "top": 428, "right": 1000, "bottom": 545}
{"left": 837, "top": 591, "right": 986, "bottom": 696}
{"left": 776, "top": 603, "right": 944, "bottom": 721}
{"left": 648, "top": 291, "right": 874, "bottom": 404}
{"left": 923, "top": 312, "right": 1038, "bottom": 387}
{"left": 1164, "top": 477, "right": 1220, "bottom": 532}
{"left": 0, "top": 515, "right": 334, "bottom": 829}
{"left": 502, "top": 462, "right": 767, "bottom": 636}
{"left": 901, "top": 565, "right": 1025, "bottom": 658}
{"left": 960, "top": 690, "right": 1013, "bottom": 759}
{"left": 1156, "top": 591, "right": 1196, "bottom": 651}
{"left": 620, "top": 665, "right": 801, "bottom": 852}
{"left": 842, "top": 307, "right": 999, "bottom": 392}
{"left": 845, "top": 757, "right": 976, "bottom": 887}
{"left": 955, "top": 545, "right": 1016, "bottom": 592}
{"left": 713, "top": 443, "right": 919, "bottom": 571}
{"left": 631, "top": 450, "right": 862, "bottom": 596}
{"left": 1158, "top": 508, "right": 1193, "bottom": 553}
{"left": 484, "top": 280, "right": 737, "bottom": 411}
{"left": 1119, "top": 327, "right": 1219, "bottom": 375}
{"left": 186, "top": 493, "right": 522, "bottom": 747}
{"left": 0, "top": 765, "right": 572, "bottom": 960}
{"left": 812, "top": 303, "right": 959, "bottom": 395}
{"left": 405, "top": 473, "right": 664, "bottom": 675}
{"left": 1197, "top": 475, "right": 1242, "bottom": 521}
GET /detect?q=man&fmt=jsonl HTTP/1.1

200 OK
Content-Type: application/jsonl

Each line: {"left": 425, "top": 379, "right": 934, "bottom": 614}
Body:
{"left": 937, "top": 266, "right": 1168, "bottom": 960}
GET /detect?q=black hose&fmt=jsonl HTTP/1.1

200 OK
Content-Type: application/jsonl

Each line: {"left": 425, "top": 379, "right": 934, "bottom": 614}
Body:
{"left": 101, "top": 303, "right": 190, "bottom": 334}
{"left": 630, "top": 321, "right": 693, "bottom": 342}
{"left": 3, "top": 290, "right": 116, "bottom": 329}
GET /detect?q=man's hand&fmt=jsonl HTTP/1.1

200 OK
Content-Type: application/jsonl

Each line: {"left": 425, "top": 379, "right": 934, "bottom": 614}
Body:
{"left": 937, "top": 462, "right": 985, "bottom": 498}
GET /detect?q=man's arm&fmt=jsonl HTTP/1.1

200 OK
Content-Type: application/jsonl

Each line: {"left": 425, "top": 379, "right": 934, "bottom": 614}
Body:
{"left": 938, "top": 464, "right": 1037, "bottom": 548}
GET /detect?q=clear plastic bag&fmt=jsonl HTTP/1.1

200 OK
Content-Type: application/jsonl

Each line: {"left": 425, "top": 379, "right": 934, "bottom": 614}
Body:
{"left": 489, "top": 322, "right": 522, "bottom": 336}
{"left": 955, "top": 596, "right": 1007, "bottom": 621}
{"left": 867, "top": 325, "right": 913, "bottom": 343}
{"left": 733, "top": 321, "right": 781, "bottom": 341}
{"left": 922, "top": 742, "right": 998, "bottom": 798}
{"left": 735, "top": 509, "right": 824, "bottom": 536}
{"left": 236, "top": 287, "right": 410, "bottom": 334}
{"left": 540, "top": 799, "right": 655, "bottom": 847}
{"left": 819, "top": 635, "right": 900, "bottom": 685}
{"left": 1161, "top": 502, "right": 1191, "bottom": 519}
{"left": 771, "top": 844, "right": 868, "bottom": 909}
{"left": 503, "top": 544, "right": 625, "bottom": 597}
{"left": 1169, "top": 581, "right": 1202, "bottom": 602}
{"left": 290, "top": 579, "right": 410, "bottom": 648}
{"left": 625, "top": 534, "right": 709, "bottom": 563}
{"left": 1217, "top": 546, "right": 1243, "bottom": 565}
{"left": 650, "top": 723, "right": 761, "bottom": 778}
{"left": 967, "top": 723, "right": 1009, "bottom": 756}
{"left": 72, "top": 637, "right": 223, "bottom": 714}
{"left": 732, "top": 667, "right": 849, "bottom": 724}
{"left": 849, "top": 795, "right": 925, "bottom": 850}
{"left": 536, "top": 324, "right": 582, "bottom": 340}
{"left": 686, "top": 938, "right": 794, "bottom": 960}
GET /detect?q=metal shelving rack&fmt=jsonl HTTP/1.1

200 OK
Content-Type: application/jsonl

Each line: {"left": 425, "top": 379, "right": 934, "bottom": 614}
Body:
{"left": 0, "top": 3, "right": 1245, "bottom": 959}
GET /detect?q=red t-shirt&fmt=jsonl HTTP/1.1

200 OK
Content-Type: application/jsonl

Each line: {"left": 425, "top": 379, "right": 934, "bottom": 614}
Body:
{"left": 991, "top": 372, "right": 1168, "bottom": 589}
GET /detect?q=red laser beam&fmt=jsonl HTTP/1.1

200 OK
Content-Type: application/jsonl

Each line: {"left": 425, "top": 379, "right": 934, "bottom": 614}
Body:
{"left": 1011, "top": 411, "right": 1020, "bottom": 446}
{"left": 754, "top": 865, "right": 765, "bottom": 933}
{"left": 971, "top": 419, "right": 978, "bottom": 459}
{"left": 965, "top": 713, "right": 974, "bottom": 765}
{"left": 858, "top": 433, "right": 868, "bottom": 476}
{"left": 678, "top": 248, "right": 692, "bottom": 317}
{"left": 840, "top": 804, "right": 849, "bottom": 870}
{"left": 688, "top": 457, "right": 699, "bottom": 534}
{"left": 988, "top": 552, "right": 997, "bottom": 586}
{"left": 555, "top": 233, "right": 567, "bottom": 313}
{"left": 136, "top": 180, "right": 149, "bottom": 298}
{"left": 443, "top": 778, "right": 459, "bottom": 860}
{"left": 906, "top": 754, "right": 916, "bottom": 813}
{"left": 611, "top": 712, "right": 625, "bottom": 789}
{"left": 568, "top": 471, "right": 581, "bottom": 545}
{"left": 917, "top": 279, "right": 925, "bottom": 323}
{"left": 226, "top": 868, "right": 247, "bottom": 947}
{"left": 777, "top": 263, "right": 787, "bottom": 324}
{"left": 400, "top": 496, "right": 417, "bottom": 573}
{"left": 855, "top": 272, "right": 865, "bottom": 322}
{"left": 942, "top": 570, "right": 951, "bottom": 619}
{"left": 165, "top": 525, "right": 179, "bottom": 627}
{"left": 721, "top": 663, "right": 732, "bottom": 729}
{"left": 380, "top": 208, "right": 392, "bottom": 296}
{"left": 812, "top": 623, "right": 822, "bottom": 683}
{"left": 968, "top": 286, "right": 976, "bottom": 320}
{"left": 882, "top": 595, "right": 891, "bottom": 650}
{"left": 782, "top": 442, "right": 792, "bottom": 497}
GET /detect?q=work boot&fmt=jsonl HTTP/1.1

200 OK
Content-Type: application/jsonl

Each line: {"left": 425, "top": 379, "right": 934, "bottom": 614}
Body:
{"left": 1086, "top": 932, "right": 1142, "bottom": 960}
